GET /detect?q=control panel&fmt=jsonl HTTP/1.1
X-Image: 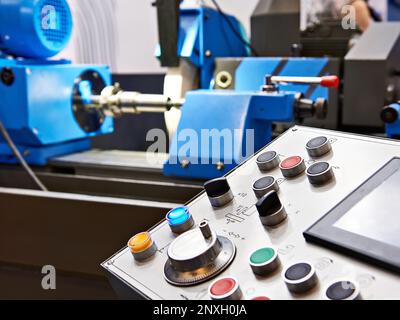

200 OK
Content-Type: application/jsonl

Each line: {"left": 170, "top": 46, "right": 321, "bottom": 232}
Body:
{"left": 102, "top": 126, "right": 400, "bottom": 300}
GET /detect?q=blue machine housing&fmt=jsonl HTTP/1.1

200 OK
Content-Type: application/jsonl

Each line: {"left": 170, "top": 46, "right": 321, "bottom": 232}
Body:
{"left": 0, "top": 60, "right": 113, "bottom": 165}
{"left": 163, "top": 90, "right": 297, "bottom": 180}
{"left": 0, "top": 0, "right": 114, "bottom": 165}
{"left": 156, "top": 7, "right": 248, "bottom": 89}
{"left": 163, "top": 57, "right": 335, "bottom": 179}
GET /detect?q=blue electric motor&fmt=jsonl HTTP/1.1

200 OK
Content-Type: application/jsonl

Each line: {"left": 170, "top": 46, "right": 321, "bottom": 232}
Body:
{"left": 0, "top": 0, "right": 73, "bottom": 59}
{"left": 0, "top": 0, "right": 112, "bottom": 165}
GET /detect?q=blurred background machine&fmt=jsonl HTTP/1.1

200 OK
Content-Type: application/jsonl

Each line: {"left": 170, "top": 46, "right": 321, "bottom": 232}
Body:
{"left": 103, "top": 126, "right": 400, "bottom": 300}
{"left": 0, "top": 0, "right": 331, "bottom": 298}
{"left": 215, "top": 0, "right": 400, "bottom": 134}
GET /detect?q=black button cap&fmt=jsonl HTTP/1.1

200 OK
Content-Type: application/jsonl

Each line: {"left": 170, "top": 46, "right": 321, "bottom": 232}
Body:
{"left": 256, "top": 151, "right": 280, "bottom": 171}
{"left": 307, "top": 136, "right": 328, "bottom": 149}
{"left": 307, "top": 162, "right": 330, "bottom": 175}
{"left": 285, "top": 263, "right": 312, "bottom": 281}
{"left": 257, "top": 151, "right": 277, "bottom": 163}
{"left": 306, "top": 136, "right": 332, "bottom": 157}
{"left": 253, "top": 176, "right": 275, "bottom": 190}
{"left": 307, "top": 162, "right": 334, "bottom": 185}
{"left": 326, "top": 281, "right": 356, "bottom": 300}
{"left": 204, "top": 177, "right": 231, "bottom": 198}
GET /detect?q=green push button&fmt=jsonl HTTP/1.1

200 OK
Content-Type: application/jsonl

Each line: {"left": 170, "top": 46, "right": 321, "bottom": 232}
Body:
{"left": 249, "top": 247, "right": 280, "bottom": 276}
{"left": 250, "top": 248, "right": 275, "bottom": 265}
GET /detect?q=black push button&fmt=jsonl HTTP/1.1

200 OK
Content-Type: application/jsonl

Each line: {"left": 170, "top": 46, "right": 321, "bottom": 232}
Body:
{"left": 285, "top": 263, "right": 311, "bottom": 281}
{"left": 306, "top": 136, "right": 332, "bottom": 157}
{"left": 256, "top": 151, "right": 280, "bottom": 171}
{"left": 306, "top": 162, "right": 334, "bottom": 185}
{"left": 307, "top": 136, "right": 328, "bottom": 149}
{"left": 257, "top": 151, "right": 276, "bottom": 163}
{"left": 282, "top": 262, "right": 318, "bottom": 294}
{"left": 252, "top": 176, "right": 279, "bottom": 198}
{"left": 256, "top": 191, "right": 287, "bottom": 226}
{"left": 326, "top": 281, "right": 361, "bottom": 300}
{"left": 308, "top": 162, "right": 329, "bottom": 175}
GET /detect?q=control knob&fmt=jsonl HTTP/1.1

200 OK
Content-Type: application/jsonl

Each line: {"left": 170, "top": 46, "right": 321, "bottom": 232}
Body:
{"left": 164, "top": 221, "right": 236, "bottom": 286}
{"left": 204, "top": 177, "right": 234, "bottom": 207}
{"left": 256, "top": 191, "right": 287, "bottom": 227}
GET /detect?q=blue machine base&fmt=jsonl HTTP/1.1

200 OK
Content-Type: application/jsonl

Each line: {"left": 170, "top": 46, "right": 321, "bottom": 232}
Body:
{"left": 0, "top": 139, "right": 91, "bottom": 166}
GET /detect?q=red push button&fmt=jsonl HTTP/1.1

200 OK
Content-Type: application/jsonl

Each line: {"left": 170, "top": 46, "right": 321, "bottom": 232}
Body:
{"left": 281, "top": 156, "right": 302, "bottom": 169}
{"left": 210, "top": 278, "right": 236, "bottom": 296}
{"left": 251, "top": 296, "right": 271, "bottom": 300}
{"left": 208, "top": 276, "right": 242, "bottom": 300}
{"left": 280, "top": 156, "right": 306, "bottom": 178}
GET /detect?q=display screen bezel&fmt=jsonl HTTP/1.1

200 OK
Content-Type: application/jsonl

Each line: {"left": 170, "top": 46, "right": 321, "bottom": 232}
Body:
{"left": 304, "top": 157, "right": 400, "bottom": 273}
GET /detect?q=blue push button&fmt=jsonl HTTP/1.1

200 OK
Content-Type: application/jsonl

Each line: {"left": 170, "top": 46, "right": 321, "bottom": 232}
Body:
{"left": 166, "top": 207, "right": 194, "bottom": 234}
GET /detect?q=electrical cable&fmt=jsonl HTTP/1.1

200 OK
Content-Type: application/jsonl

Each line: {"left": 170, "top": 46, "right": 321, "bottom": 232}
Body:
{"left": 210, "top": 0, "right": 259, "bottom": 56}
{"left": 0, "top": 120, "right": 48, "bottom": 191}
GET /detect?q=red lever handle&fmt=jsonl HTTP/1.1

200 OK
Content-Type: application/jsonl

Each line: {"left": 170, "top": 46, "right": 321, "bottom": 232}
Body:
{"left": 320, "top": 76, "right": 340, "bottom": 88}
{"left": 269, "top": 75, "right": 340, "bottom": 89}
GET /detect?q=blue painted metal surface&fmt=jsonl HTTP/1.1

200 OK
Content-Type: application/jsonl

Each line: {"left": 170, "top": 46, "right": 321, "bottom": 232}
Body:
{"left": 0, "top": 0, "right": 73, "bottom": 59}
{"left": 0, "top": 0, "right": 113, "bottom": 165}
{"left": 385, "top": 103, "right": 400, "bottom": 138}
{"left": 156, "top": 7, "right": 248, "bottom": 89}
{"left": 0, "top": 139, "right": 91, "bottom": 166}
{"left": 0, "top": 61, "right": 113, "bottom": 165}
{"left": 389, "top": 0, "right": 400, "bottom": 21}
{"left": 163, "top": 90, "right": 297, "bottom": 179}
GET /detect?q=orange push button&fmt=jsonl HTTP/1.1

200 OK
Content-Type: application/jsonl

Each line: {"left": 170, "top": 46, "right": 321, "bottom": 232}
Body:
{"left": 128, "top": 232, "right": 157, "bottom": 261}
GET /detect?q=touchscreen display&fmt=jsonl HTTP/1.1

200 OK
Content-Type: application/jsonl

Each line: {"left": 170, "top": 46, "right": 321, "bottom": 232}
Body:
{"left": 335, "top": 166, "right": 400, "bottom": 248}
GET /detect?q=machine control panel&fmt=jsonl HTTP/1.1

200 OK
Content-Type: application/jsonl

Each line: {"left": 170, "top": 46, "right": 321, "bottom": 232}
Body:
{"left": 102, "top": 126, "right": 400, "bottom": 300}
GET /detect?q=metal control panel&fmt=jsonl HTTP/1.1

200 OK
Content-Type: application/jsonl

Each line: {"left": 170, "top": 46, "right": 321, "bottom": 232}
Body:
{"left": 102, "top": 126, "right": 400, "bottom": 300}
